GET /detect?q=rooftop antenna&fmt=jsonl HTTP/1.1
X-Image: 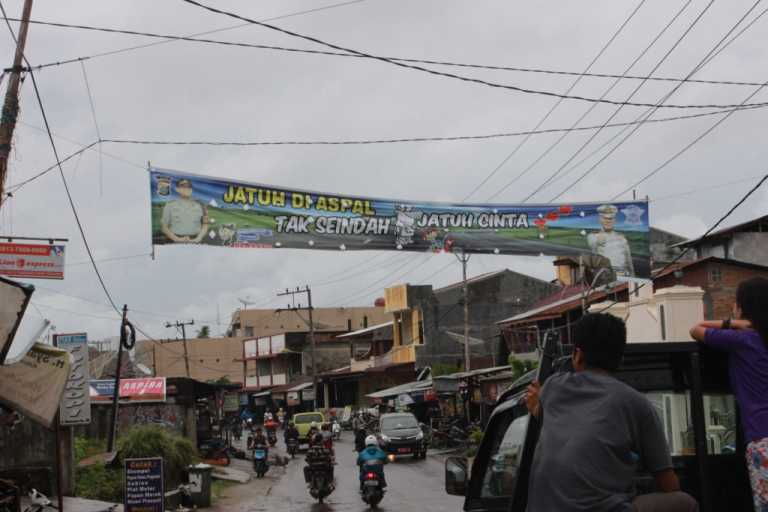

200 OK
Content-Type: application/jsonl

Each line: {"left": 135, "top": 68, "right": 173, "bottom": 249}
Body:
{"left": 237, "top": 296, "right": 256, "bottom": 310}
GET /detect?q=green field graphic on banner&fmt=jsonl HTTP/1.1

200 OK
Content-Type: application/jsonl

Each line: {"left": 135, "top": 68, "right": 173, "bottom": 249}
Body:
{"left": 149, "top": 167, "right": 651, "bottom": 277}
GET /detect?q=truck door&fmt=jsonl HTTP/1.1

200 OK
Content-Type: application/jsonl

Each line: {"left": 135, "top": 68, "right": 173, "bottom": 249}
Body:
{"left": 464, "top": 401, "right": 530, "bottom": 512}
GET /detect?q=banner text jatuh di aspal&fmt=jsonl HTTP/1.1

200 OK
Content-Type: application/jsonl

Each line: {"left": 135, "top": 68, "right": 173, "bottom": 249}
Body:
{"left": 149, "top": 168, "right": 651, "bottom": 278}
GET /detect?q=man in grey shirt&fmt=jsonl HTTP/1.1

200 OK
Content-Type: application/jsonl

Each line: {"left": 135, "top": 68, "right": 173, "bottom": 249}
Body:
{"left": 525, "top": 313, "right": 697, "bottom": 512}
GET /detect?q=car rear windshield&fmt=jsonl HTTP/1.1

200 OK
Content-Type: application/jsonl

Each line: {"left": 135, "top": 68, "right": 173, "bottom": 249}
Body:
{"left": 381, "top": 415, "right": 418, "bottom": 430}
{"left": 295, "top": 413, "right": 323, "bottom": 424}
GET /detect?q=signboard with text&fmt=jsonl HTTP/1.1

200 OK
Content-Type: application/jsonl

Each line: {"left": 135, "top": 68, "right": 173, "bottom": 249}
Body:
{"left": 90, "top": 377, "right": 166, "bottom": 403}
{"left": 0, "top": 243, "right": 65, "bottom": 280}
{"left": 125, "top": 457, "right": 164, "bottom": 512}
{"left": 149, "top": 168, "right": 651, "bottom": 277}
{"left": 55, "top": 333, "right": 91, "bottom": 426}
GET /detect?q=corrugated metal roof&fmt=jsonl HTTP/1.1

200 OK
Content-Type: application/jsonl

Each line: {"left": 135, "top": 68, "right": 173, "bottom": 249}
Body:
{"left": 336, "top": 321, "right": 394, "bottom": 339}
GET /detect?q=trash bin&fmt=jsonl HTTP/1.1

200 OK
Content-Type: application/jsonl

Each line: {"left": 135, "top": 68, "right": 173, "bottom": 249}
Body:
{"left": 187, "top": 463, "right": 213, "bottom": 508}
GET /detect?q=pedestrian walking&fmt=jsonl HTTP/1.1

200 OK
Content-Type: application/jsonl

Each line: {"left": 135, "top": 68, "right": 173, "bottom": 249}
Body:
{"left": 690, "top": 277, "right": 768, "bottom": 512}
{"left": 526, "top": 313, "right": 697, "bottom": 512}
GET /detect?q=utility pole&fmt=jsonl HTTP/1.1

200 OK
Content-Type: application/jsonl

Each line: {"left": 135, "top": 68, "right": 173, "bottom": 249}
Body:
{"left": 455, "top": 248, "right": 472, "bottom": 422}
{"left": 165, "top": 320, "right": 193, "bottom": 378}
{"left": 277, "top": 286, "right": 317, "bottom": 410}
{"left": 0, "top": 0, "right": 33, "bottom": 208}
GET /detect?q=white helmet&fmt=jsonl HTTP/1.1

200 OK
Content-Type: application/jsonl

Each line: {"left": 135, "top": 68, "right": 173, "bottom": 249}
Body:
{"left": 365, "top": 435, "right": 378, "bottom": 447}
{"left": 310, "top": 421, "right": 318, "bottom": 428}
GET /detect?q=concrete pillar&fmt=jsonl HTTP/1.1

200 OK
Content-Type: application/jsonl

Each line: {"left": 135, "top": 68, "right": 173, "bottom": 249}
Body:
{"left": 185, "top": 406, "right": 197, "bottom": 447}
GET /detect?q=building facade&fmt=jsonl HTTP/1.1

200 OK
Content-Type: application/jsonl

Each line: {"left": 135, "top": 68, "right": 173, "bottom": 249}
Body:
{"left": 384, "top": 269, "right": 558, "bottom": 371}
{"left": 654, "top": 257, "right": 768, "bottom": 319}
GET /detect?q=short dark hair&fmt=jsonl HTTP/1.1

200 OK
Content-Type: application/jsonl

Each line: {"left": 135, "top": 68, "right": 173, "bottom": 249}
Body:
{"left": 572, "top": 313, "right": 627, "bottom": 371}
{"left": 736, "top": 277, "right": 768, "bottom": 344}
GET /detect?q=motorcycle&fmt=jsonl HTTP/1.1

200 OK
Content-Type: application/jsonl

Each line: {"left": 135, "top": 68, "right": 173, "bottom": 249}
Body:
{"left": 252, "top": 444, "right": 269, "bottom": 478}
{"left": 306, "top": 464, "right": 334, "bottom": 503}
{"left": 360, "top": 462, "right": 385, "bottom": 508}
{"left": 304, "top": 447, "right": 335, "bottom": 503}
{"left": 331, "top": 420, "right": 341, "bottom": 441}
{"left": 267, "top": 428, "right": 278, "bottom": 447}
{"left": 199, "top": 437, "right": 231, "bottom": 466}
{"left": 286, "top": 437, "right": 299, "bottom": 458}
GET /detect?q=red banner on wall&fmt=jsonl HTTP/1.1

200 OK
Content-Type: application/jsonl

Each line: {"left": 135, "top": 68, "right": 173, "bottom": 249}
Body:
{"left": 90, "top": 377, "right": 166, "bottom": 403}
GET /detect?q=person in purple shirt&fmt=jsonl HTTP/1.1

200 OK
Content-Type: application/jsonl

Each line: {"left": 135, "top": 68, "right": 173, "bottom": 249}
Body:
{"left": 690, "top": 277, "right": 768, "bottom": 512}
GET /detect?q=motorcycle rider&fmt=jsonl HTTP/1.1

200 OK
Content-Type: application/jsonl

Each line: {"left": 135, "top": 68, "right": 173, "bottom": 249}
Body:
{"left": 284, "top": 421, "right": 300, "bottom": 444}
{"left": 357, "top": 435, "right": 387, "bottom": 491}
{"left": 354, "top": 427, "right": 367, "bottom": 452}
{"left": 308, "top": 421, "right": 320, "bottom": 441}
{"left": 248, "top": 426, "right": 267, "bottom": 450}
{"left": 304, "top": 432, "right": 335, "bottom": 484}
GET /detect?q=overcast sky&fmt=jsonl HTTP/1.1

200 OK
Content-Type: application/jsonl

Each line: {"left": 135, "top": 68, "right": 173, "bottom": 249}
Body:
{"left": 2, "top": 0, "right": 767, "bottom": 341}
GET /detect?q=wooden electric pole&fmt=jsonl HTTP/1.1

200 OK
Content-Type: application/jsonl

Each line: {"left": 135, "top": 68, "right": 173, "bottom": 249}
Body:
{"left": 455, "top": 248, "right": 472, "bottom": 422}
{"left": 166, "top": 320, "right": 193, "bottom": 378}
{"left": 277, "top": 286, "right": 317, "bottom": 410}
{"left": 0, "top": 0, "right": 33, "bottom": 208}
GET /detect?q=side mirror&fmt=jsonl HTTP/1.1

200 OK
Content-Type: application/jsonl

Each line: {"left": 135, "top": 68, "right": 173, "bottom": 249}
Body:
{"left": 445, "top": 456, "right": 468, "bottom": 496}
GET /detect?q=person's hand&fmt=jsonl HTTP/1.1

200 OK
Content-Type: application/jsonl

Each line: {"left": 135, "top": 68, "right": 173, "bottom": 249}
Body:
{"left": 525, "top": 380, "right": 541, "bottom": 419}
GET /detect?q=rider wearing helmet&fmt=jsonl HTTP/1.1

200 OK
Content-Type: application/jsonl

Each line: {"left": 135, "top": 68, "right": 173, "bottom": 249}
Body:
{"left": 284, "top": 421, "right": 299, "bottom": 444}
{"left": 357, "top": 435, "right": 387, "bottom": 490}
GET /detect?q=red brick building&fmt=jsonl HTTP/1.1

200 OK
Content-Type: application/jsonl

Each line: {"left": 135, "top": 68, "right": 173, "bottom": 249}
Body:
{"left": 654, "top": 257, "right": 768, "bottom": 319}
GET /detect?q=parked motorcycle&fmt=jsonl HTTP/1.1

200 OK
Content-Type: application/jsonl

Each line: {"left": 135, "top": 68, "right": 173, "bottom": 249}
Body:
{"left": 252, "top": 444, "right": 269, "bottom": 478}
{"left": 199, "top": 437, "right": 231, "bottom": 466}
{"left": 286, "top": 437, "right": 299, "bottom": 458}
{"left": 360, "top": 461, "right": 385, "bottom": 507}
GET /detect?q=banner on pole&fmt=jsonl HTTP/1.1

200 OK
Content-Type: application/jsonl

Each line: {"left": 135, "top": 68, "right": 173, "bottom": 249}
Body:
{"left": 0, "top": 243, "right": 65, "bottom": 280}
{"left": 149, "top": 168, "right": 651, "bottom": 277}
{"left": 55, "top": 333, "right": 91, "bottom": 426}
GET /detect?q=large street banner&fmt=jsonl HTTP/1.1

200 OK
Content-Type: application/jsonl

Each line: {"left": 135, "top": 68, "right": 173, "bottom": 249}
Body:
{"left": 149, "top": 167, "right": 651, "bottom": 277}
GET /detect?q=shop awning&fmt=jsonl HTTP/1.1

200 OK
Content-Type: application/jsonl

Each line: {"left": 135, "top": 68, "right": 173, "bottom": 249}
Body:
{"left": 251, "top": 390, "right": 271, "bottom": 398}
{"left": 366, "top": 379, "right": 433, "bottom": 400}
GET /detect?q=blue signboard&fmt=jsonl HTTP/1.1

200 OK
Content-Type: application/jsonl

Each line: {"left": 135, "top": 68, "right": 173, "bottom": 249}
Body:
{"left": 125, "top": 457, "right": 164, "bottom": 512}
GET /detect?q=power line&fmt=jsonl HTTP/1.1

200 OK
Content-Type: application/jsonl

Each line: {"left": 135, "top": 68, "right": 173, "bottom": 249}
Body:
{"left": 463, "top": 0, "right": 649, "bottom": 201}
{"left": 597, "top": 173, "right": 768, "bottom": 313}
{"left": 176, "top": 0, "right": 768, "bottom": 111}
{"left": 79, "top": 61, "right": 103, "bottom": 194}
{"left": 12, "top": 17, "right": 768, "bottom": 89}
{"left": 10, "top": 104, "right": 764, "bottom": 197}
{"left": 649, "top": 174, "right": 766, "bottom": 202}
{"left": 486, "top": 0, "right": 696, "bottom": 202}
{"left": 548, "top": 0, "right": 768, "bottom": 201}
{"left": 96, "top": 106, "right": 764, "bottom": 147}
{"left": 611, "top": 79, "right": 768, "bottom": 199}
{"left": 0, "top": 1, "right": 121, "bottom": 316}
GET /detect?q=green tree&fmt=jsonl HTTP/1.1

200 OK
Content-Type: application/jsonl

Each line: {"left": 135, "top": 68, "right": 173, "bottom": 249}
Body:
{"left": 508, "top": 355, "right": 538, "bottom": 380}
{"left": 197, "top": 325, "right": 210, "bottom": 338}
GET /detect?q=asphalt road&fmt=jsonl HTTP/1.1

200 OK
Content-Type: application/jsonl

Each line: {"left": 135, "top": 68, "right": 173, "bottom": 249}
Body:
{"left": 240, "top": 433, "right": 464, "bottom": 512}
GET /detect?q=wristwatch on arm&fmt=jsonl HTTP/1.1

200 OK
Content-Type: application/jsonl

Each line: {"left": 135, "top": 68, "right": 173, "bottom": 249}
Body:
{"left": 722, "top": 318, "right": 732, "bottom": 330}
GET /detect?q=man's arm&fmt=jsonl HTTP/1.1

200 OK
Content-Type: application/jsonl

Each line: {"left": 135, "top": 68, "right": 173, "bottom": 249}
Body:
{"left": 624, "top": 240, "right": 634, "bottom": 275}
{"left": 193, "top": 205, "right": 210, "bottom": 243}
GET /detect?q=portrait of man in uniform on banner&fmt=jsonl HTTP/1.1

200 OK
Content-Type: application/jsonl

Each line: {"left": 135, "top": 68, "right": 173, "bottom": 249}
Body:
{"left": 587, "top": 204, "right": 635, "bottom": 277}
{"left": 160, "top": 178, "right": 210, "bottom": 244}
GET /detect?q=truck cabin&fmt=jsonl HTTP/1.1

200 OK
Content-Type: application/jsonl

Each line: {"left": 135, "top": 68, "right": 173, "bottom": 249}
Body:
{"left": 445, "top": 341, "right": 751, "bottom": 512}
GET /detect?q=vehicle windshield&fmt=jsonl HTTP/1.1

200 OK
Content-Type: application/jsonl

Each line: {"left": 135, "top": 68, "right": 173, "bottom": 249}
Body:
{"left": 295, "top": 413, "right": 323, "bottom": 424}
{"left": 381, "top": 415, "right": 418, "bottom": 431}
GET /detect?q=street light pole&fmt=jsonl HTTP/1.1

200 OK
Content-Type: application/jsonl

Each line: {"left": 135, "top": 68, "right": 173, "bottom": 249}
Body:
{"left": 455, "top": 248, "right": 472, "bottom": 422}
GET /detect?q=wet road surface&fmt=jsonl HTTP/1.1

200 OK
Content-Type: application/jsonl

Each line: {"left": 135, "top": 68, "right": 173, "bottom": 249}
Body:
{"left": 240, "top": 433, "right": 464, "bottom": 512}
